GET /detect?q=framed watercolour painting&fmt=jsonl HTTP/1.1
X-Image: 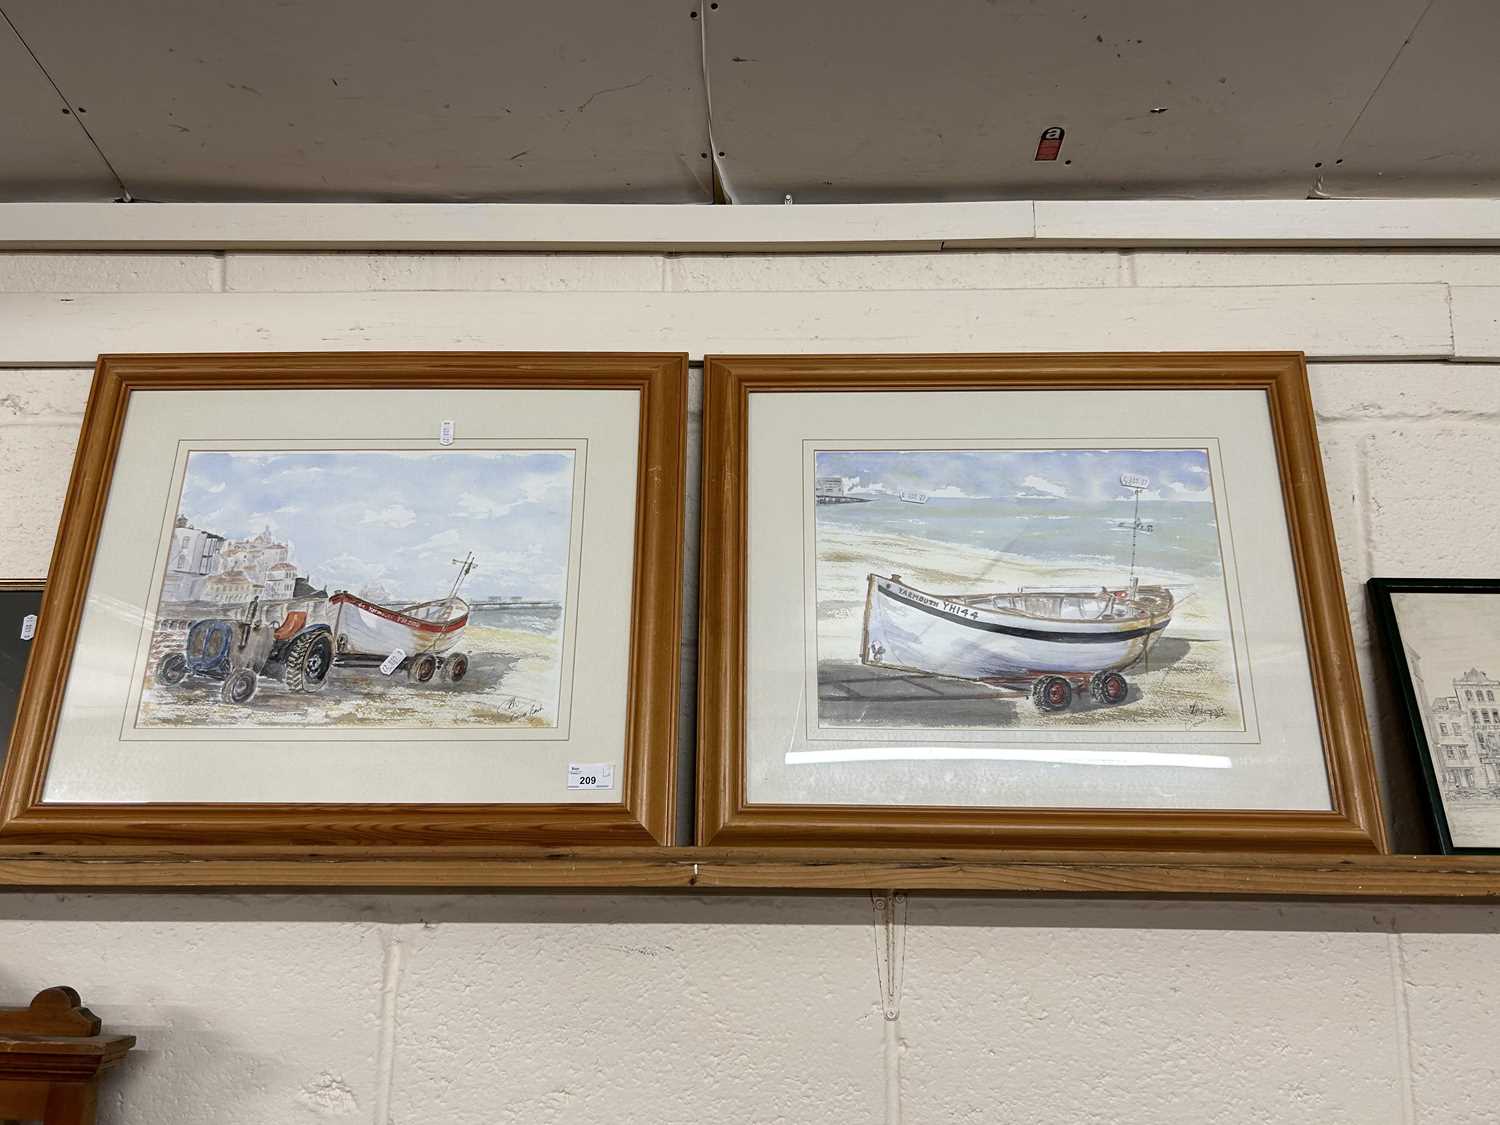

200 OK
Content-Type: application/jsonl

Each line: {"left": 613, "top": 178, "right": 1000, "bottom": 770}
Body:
{"left": 0, "top": 353, "right": 686, "bottom": 848}
{"left": 698, "top": 353, "right": 1385, "bottom": 852}
{"left": 1369, "top": 578, "right": 1500, "bottom": 855}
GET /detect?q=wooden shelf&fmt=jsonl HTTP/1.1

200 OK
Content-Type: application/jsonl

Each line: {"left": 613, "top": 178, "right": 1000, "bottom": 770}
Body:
{"left": 2, "top": 846, "right": 1499, "bottom": 898}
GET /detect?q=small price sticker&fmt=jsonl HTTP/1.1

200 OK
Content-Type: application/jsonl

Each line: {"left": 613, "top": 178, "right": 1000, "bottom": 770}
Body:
{"left": 567, "top": 763, "right": 615, "bottom": 791}
{"left": 439, "top": 419, "right": 455, "bottom": 446}
{"left": 19, "top": 614, "right": 37, "bottom": 641}
{"left": 379, "top": 648, "right": 406, "bottom": 675}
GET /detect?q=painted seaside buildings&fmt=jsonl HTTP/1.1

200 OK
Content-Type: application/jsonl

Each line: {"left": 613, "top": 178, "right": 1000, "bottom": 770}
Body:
{"left": 161, "top": 517, "right": 316, "bottom": 609}
{"left": 1422, "top": 667, "right": 1500, "bottom": 795}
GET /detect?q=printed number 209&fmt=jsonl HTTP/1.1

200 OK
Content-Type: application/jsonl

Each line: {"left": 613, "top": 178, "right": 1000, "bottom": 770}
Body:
{"left": 568, "top": 763, "right": 613, "bottom": 790}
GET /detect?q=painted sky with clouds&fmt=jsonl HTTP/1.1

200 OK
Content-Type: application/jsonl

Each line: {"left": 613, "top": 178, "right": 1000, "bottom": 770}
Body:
{"left": 177, "top": 450, "right": 574, "bottom": 600}
{"left": 815, "top": 447, "right": 1212, "bottom": 503}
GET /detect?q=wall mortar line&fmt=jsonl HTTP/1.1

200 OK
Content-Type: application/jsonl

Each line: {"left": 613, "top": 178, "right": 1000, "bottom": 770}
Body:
{"left": 883, "top": 1016, "right": 902, "bottom": 1125}
{"left": 1442, "top": 281, "right": 1456, "bottom": 357}
{"left": 1355, "top": 429, "right": 1376, "bottom": 580}
{"left": 373, "top": 927, "right": 406, "bottom": 1125}
{"left": 1388, "top": 924, "right": 1418, "bottom": 1124}
{"left": 871, "top": 892, "right": 907, "bottom": 1125}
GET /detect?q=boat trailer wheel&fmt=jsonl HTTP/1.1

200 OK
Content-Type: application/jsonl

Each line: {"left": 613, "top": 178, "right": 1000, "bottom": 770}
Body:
{"left": 408, "top": 652, "right": 439, "bottom": 684}
{"left": 1031, "top": 675, "right": 1073, "bottom": 713}
{"left": 1090, "top": 670, "right": 1129, "bottom": 706}
{"left": 441, "top": 652, "right": 469, "bottom": 684}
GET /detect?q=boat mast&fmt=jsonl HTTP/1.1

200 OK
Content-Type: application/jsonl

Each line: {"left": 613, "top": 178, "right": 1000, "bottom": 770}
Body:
{"left": 1119, "top": 472, "right": 1150, "bottom": 590}
{"left": 1130, "top": 491, "right": 1140, "bottom": 574}
{"left": 447, "top": 552, "right": 477, "bottom": 599}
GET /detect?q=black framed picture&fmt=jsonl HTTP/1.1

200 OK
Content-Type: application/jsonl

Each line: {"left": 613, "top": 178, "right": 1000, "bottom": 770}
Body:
{"left": 0, "top": 582, "right": 44, "bottom": 775}
{"left": 1369, "top": 578, "right": 1500, "bottom": 854}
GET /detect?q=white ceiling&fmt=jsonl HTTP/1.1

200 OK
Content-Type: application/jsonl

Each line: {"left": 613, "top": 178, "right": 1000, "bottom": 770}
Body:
{"left": 0, "top": 12, "right": 119, "bottom": 199}
{"left": 1321, "top": 0, "right": 1500, "bottom": 197}
{"left": 2, "top": 0, "right": 1497, "bottom": 203}
{"left": 707, "top": 0, "right": 1432, "bottom": 202}
{"left": 0, "top": 0, "right": 712, "bottom": 202}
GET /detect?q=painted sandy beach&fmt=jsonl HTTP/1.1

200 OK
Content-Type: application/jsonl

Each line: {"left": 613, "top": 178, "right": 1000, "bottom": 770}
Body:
{"left": 811, "top": 448, "right": 1246, "bottom": 733}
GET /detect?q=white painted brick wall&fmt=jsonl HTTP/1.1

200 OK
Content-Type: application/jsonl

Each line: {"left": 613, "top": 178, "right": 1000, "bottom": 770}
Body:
{"left": 0, "top": 242, "right": 1497, "bottom": 1124}
{"left": 0, "top": 253, "right": 221, "bottom": 292}
{"left": 902, "top": 900, "right": 1407, "bottom": 1122}
{"left": 224, "top": 252, "right": 664, "bottom": 292}
{"left": 1132, "top": 249, "right": 1500, "bottom": 288}
{"left": 665, "top": 249, "right": 1123, "bottom": 290}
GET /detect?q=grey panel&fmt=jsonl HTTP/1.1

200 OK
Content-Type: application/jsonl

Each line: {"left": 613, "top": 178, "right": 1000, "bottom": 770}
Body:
{"left": 1321, "top": 0, "right": 1500, "bottom": 197}
{"left": 0, "top": 584, "right": 43, "bottom": 775}
{"left": 0, "top": 17, "right": 118, "bottom": 199}
{"left": 704, "top": 0, "right": 1429, "bottom": 202}
{"left": 3, "top": 0, "right": 712, "bottom": 202}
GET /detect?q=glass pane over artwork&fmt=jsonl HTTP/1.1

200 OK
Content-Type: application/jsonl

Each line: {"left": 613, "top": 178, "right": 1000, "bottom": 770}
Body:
{"left": 1390, "top": 590, "right": 1500, "bottom": 849}
{"left": 745, "top": 387, "right": 1333, "bottom": 812}
{"left": 42, "top": 386, "right": 641, "bottom": 805}
{"left": 130, "top": 447, "right": 580, "bottom": 735}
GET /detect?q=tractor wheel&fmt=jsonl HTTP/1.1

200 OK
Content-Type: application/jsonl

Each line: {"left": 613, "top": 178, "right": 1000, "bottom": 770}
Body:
{"left": 441, "top": 652, "right": 470, "bottom": 684}
{"left": 407, "top": 652, "right": 439, "bottom": 684}
{"left": 1090, "top": 670, "right": 1129, "bottom": 706}
{"left": 221, "top": 668, "right": 258, "bottom": 705}
{"left": 1030, "top": 675, "right": 1073, "bottom": 713}
{"left": 156, "top": 652, "right": 189, "bottom": 686}
{"left": 285, "top": 632, "right": 334, "bottom": 693}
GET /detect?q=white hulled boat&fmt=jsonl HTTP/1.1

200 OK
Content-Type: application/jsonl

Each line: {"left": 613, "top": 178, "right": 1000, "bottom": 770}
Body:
{"left": 861, "top": 573, "right": 1173, "bottom": 683}
{"left": 856, "top": 472, "right": 1176, "bottom": 711}
{"left": 327, "top": 553, "right": 478, "bottom": 681}
{"left": 329, "top": 591, "right": 470, "bottom": 659}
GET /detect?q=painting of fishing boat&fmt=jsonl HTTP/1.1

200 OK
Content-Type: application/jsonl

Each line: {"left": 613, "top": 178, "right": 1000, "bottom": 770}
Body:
{"left": 331, "top": 591, "right": 470, "bottom": 662}
{"left": 813, "top": 447, "right": 1244, "bottom": 732}
{"left": 862, "top": 574, "right": 1174, "bottom": 711}
{"left": 328, "top": 553, "right": 475, "bottom": 682}
{"left": 134, "top": 448, "right": 577, "bottom": 728}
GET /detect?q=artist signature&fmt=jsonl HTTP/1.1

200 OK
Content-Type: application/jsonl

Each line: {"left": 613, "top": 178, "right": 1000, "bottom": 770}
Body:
{"left": 1184, "top": 700, "right": 1227, "bottom": 728}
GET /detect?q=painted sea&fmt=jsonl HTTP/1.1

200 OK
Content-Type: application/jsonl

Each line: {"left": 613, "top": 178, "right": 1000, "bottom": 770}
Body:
{"left": 816, "top": 495, "right": 1225, "bottom": 583}
{"left": 471, "top": 603, "right": 563, "bottom": 637}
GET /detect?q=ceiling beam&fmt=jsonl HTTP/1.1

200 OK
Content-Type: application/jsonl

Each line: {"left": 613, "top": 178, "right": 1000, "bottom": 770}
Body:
{"left": 2, "top": 200, "right": 1500, "bottom": 251}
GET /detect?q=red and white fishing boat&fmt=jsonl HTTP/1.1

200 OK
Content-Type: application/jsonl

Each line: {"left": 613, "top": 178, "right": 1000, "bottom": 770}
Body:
{"left": 328, "top": 553, "right": 476, "bottom": 683}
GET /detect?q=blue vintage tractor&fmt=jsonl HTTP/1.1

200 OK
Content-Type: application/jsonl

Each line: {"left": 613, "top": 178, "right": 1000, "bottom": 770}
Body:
{"left": 154, "top": 607, "right": 334, "bottom": 704}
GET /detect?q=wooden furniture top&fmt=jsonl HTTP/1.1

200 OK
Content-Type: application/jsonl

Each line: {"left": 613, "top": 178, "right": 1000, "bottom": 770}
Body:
{"left": 0, "top": 988, "right": 134, "bottom": 1080}
{"left": 0, "top": 846, "right": 1499, "bottom": 899}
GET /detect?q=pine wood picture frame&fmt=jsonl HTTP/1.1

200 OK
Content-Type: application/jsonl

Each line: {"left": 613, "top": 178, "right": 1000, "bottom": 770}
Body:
{"left": 0, "top": 352, "right": 688, "bottom": 849}
{"left": 697, "top": 352, "right": 1385, "bottom": 853}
